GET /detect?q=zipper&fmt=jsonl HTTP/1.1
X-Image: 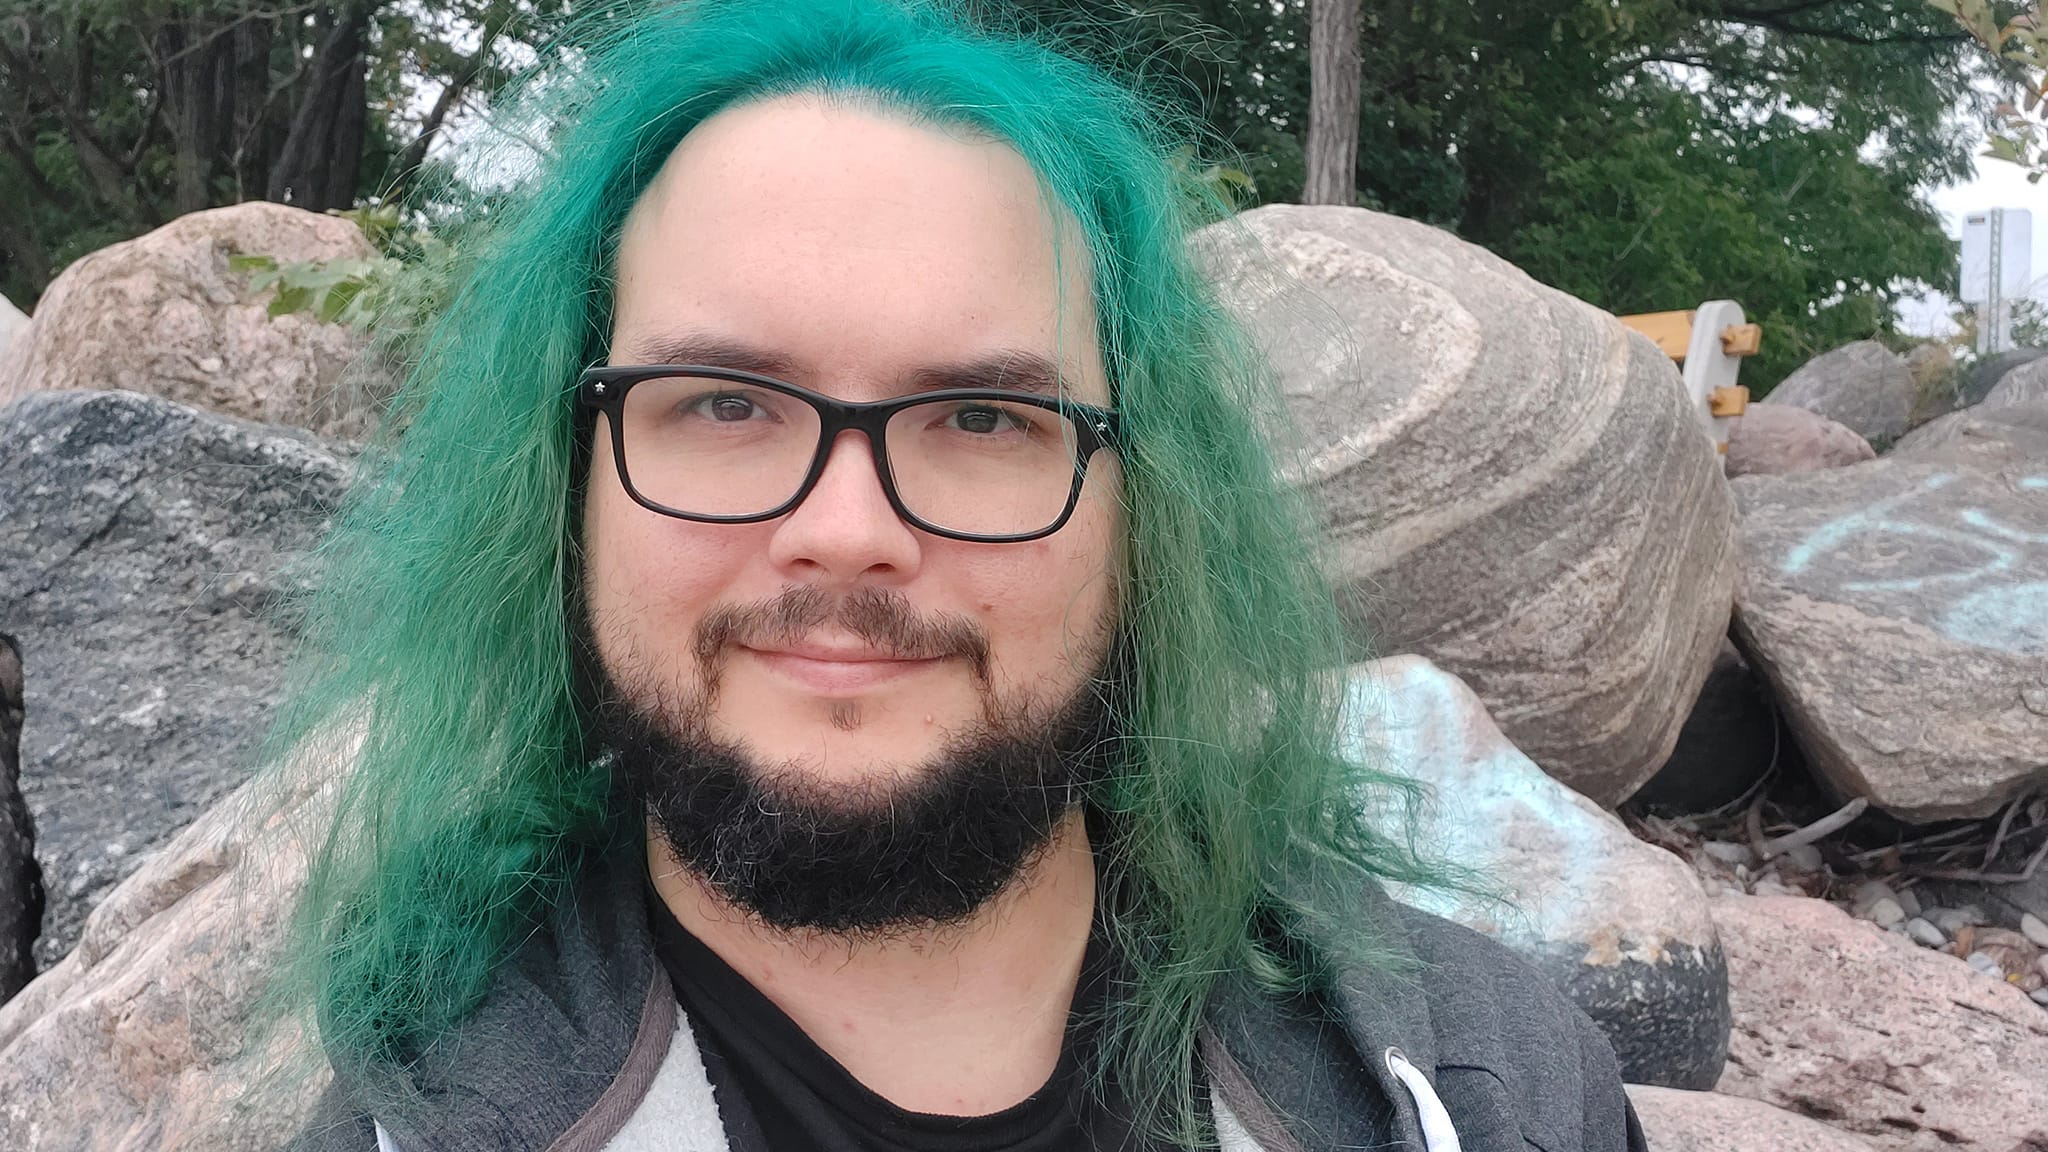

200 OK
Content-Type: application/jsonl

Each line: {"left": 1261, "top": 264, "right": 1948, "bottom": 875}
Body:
{"left": 1384, "top": 1048, "right": 1463, "bottom": 1152}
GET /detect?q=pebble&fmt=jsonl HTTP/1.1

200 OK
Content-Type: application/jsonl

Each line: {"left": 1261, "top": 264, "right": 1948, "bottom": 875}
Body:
{"left": 1851, "top": 881, "right": 1906, "bottom": 927}
{"left": 1779, "top": 843, "right": 1823, "bottom": 873}
{"left": 2023, "top": 913, "right": 2048, "bottom": 950}
{"left": 1895, "top": 887, "right": 1922, "bottom": 917}
{"left": 1703, "top": 841, "right": 1753, "bottom": 866}
{"left": 1929, "top": 906, "right": 1988, "bottom": 936}
{"left": 1967, "top": 951, "right": 2002, "bottom": 976}
{"left": 1905, "top": 917, "right": 1947, "bottom": 948}
{"left": 2034, "top": 987, "right": 2048, "bottom": 1007}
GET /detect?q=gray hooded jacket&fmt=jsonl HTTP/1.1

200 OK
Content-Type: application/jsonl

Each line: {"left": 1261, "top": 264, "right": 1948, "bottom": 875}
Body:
{"left": 291, "top": 847, "right": 1647, "bottom": 1152}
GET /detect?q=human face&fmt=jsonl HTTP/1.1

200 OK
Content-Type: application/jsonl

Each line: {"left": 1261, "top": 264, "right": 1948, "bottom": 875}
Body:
{"left": 583, "top": 95, "right": 1122, "bottom": 785}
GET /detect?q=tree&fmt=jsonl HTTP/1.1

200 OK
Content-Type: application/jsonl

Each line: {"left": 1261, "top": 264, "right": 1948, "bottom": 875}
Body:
{"left": 1303, "top": 0, "right": 1359, "bottom": 205}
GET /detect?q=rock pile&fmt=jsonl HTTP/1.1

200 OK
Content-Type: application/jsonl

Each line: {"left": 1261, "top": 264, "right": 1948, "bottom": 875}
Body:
{"left": 1197, "top": 204, "right": 1736, "bottom": 805}
{"left": 1760, "top": 341, "right": 1914, "bottom": 445}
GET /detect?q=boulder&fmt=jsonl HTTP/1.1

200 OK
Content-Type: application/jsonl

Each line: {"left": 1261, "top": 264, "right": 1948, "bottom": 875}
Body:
{"left": 0, "top": 633, "right": 40, "bottom": 1003}
{"left": 0, "top": 758, "right": 339, "bottom": 1152}
{"left": 1731, "top": 417, "right": 2048, "bottom": 821}
{"left": 1724, "top": 403, "right": 1875, "bottom": 478}
{"left": 0, "top": 294, "right": 25, "bottom": 363}
{"left": 1960, "top": 346, "right": 2048, "bottom": 409}
{"left": 1626, "top": 1085, "right": 1881, "bottom": 1152}
{"left": 1712, "top": 894, "right": 2048, "bottom": 1152}
{"left": 1198, "top": 204, "right": 1736, "bottom": 805}
{"left": 1353, "top": 655, "right": 1729, "bottom": 1089}
{"left": 0, "top": 203, "right": 386, "bottom": 438}
{"left": 1983, "top": 355, "right": 2048, "bottom": 411}
{"left": 1761, "top": 341, "right": 1915, "bottom": 445}
{"left": 1630, "top": 640, "right": 1782, "bottom": 816}
{"left": 0, "top": 390, "right": 350, "bottom": 967}
{"left": 1890, "top": 398, "right": 2048, "bottom": 458}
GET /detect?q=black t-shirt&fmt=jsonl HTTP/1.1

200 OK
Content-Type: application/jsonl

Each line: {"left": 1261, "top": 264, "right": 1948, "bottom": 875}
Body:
{"left": 647, "top": 886, "right": 1158, "bottom": 1152}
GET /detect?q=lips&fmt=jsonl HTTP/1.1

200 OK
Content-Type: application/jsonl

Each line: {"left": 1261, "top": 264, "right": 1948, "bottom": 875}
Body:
{"left": 738, "top": 640, "right": 944, "bottom": 694}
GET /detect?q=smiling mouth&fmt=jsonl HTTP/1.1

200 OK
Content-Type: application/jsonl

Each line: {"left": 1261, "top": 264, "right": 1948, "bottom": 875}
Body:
{"left": 739, "top": 644, "right": 946, "bottom": 694}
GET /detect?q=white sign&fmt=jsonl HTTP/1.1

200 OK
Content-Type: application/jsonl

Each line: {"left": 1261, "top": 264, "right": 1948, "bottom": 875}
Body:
{"left": 1960, "top": 208, "right": 2032, "bottom": 304}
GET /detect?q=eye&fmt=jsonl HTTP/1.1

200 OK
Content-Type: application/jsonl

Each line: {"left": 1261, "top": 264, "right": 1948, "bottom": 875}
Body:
{"left": 947, "top": 404, "right": 1025, "bottom": 435}
{"left": 691, "top": 392, "right": 766, "bottom": 422}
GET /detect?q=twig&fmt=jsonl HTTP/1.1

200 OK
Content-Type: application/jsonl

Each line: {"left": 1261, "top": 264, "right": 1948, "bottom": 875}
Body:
{"left": 1761, "top": 797, "right": 1868, "bottom": 858}
{"left": 1744, "top": 790, "right": 1768, "bottom": 861}
{"left": 1911, "top": 836, "right": 2048, "bottom": 884}
{"left": 1982, "top": 794, "right": 2027, "bottom": 871}
{"left": 1844, "top": 824, "right": 1984, "bottom": 863}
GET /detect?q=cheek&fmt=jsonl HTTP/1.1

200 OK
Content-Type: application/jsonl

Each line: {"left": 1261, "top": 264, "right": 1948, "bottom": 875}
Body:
{"left": 975, "top": 469, "right": 1123, "bottom": 694}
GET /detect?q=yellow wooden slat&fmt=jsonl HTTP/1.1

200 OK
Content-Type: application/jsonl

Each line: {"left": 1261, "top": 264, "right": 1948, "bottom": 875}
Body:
{"left": 1618, "top": 310, "right": 1695, "bottom": 360}
{"left": 1719, "top": 323, "right": 1763, "bottom": 357}
{"left": 1710, "top": 385, "right": 1751, "bottom": 417}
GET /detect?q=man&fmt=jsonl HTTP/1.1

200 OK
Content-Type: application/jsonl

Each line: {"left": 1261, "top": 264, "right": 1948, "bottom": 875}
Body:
{"left": 282, "top": 2, "right": 1647, "bottom": 1149}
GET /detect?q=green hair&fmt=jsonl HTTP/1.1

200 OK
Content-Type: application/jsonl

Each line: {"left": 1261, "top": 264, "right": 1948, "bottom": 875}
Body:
{"left": 271, "top": 0, "right": 1437, "bottom": 1141}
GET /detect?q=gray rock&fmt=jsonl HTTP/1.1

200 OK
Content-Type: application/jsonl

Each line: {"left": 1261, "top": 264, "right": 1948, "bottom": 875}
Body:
{"left": 1762, "top": 341, "right": 1915, "bottom": 444}
{"left": 1198, "top": 205, "right": 1737, "bottom": 805}
{"left": 1632, "top": 641, "right": 1782, "bottom": 815}
{"left": 1966, "top": 950, "right": 2000, "bottom": 975}
{"left": 2033, "top": 987, "right": 2048, "bottom": 1006}
{"left": 1778, "top": 843, "right": 1823, "bottom": 874}
{"left": 1960, "top": 346, "right": 2048, "bottom": 408}
{"left": 0, "top": 390, "right": 350, "bottom": 967}
{"left": 1893, "top": 886, "right": 1920, "bottom": 918}
{"left": 1730, "top": 417, "right": 2048, "bottom": 821}
{"left": 1984, "top": 356, "right": 2048, "bottom": 411}
{"left": 1928, "top": 905, "right": 1989, "bottom": 936}
{"left": 1725, "top": 403, "right": 1875, "bottom": 478}
{"left": 1889, "top": 398, "right": 2048, "bottom": 457}
{"left": 0, "top": 633, "right": 40, "bottom": 1002}
{"left": 1354, "top": 655, "right": 1729, "bottom": 1089}
{"left": 1904, "top": 917, "right": 1945, "bottom": 948}
{"left": 2023, "top": 912, "right": 2048, "bottom": 948}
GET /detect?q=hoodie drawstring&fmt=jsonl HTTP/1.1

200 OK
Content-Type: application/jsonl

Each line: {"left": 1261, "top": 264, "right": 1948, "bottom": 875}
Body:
{"left": 1384, "top": 1048, "right": 1463, "bottom": 1152}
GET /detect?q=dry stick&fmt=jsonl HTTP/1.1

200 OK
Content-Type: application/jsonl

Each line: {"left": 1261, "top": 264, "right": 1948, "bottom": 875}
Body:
{"left": 1844, "top": 823, "right": 1983, "bottom": 863}
{"left": 1914, "top": 834, "right": 2048, "bottom": 884}
{"left": 1982, "top": 794, "right": 2028, "bottom": 871}
{"left": 1760, "top": 797, "right": 1869, "bottom": 859}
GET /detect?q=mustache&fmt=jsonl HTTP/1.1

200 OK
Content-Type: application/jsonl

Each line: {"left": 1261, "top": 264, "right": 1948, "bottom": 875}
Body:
{"left": 695, "top": 585, "right": 990, "bottom": 680}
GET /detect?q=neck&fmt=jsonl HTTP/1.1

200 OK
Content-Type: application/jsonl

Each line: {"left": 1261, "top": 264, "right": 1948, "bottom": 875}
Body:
{"left": 647, "top": 807, "right": 1097, "bottom": 1116}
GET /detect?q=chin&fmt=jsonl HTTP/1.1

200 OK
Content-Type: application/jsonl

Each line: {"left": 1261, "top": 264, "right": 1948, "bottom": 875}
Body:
{"left": 704, "top": 681, "right": 984, "bottom": 782}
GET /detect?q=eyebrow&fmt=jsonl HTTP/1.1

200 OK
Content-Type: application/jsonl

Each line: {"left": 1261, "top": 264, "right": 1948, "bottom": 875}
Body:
{"left": 616, "top": 330, "right": 1073, "bottom": 399}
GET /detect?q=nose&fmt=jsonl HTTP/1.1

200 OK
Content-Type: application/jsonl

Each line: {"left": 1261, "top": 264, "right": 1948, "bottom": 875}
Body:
{"left": 765, "top": 429, "right": 922, "bottom": 584}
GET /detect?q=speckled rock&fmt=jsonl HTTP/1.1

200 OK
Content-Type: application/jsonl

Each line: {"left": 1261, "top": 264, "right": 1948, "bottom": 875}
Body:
{"left": 1761, "top": 341, "right": 1915, "bottom": 445}
{"left": 1983, "top": 356, "right": 2048, "bottom": 411}
{"left": 0, "top": 202, "right": 387, "bottom": 438}
{"left": 1627, "top": 1085, "right": 1881, "bottom": 1152}
{"left": 1731, "top": 416, "right": 2048, "bottom": 821}
{"left": 0, "top": 390, "right": 350, "bottom": 967}
{"left": 0, "top": 757, "right": 340, "bottom": 1152}
{"left": 0, "top": 634, "right": 38, "bottom": 1003}
{"left": 0, "top": 295, "right": 26, "bottom": 363}
{"left": 1353, "top": 655, "right": 1728, "bottom": 1088}
{"left": 1198, "top": 205, "right": 1736, "bottom": 805}
{"left": 1725, "top": 404, "right": 1875, "bottom": 478}
{"left": 1713, "top": 894, "right": 2048, "bottom": 1151}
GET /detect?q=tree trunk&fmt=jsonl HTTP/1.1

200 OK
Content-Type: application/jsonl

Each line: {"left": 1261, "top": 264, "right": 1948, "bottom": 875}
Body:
{"left": 161, "top": 13, "right": 238, "bottom": 216}
{"left": 1304, "top": 0, "right": 1361, "bottom": 206}
{"left": 266, "top": 2, "right": 371, "bottom": 211}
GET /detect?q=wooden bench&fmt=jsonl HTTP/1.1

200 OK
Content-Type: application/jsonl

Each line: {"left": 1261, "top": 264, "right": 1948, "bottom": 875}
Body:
{"left": 1618, "top": 301, "right": 1762, "bottom": 457}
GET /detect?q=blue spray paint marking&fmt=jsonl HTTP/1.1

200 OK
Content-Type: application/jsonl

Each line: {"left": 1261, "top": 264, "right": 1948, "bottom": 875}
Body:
{"left": 1781, "top": 470, "right": 2048, "bottom": 652}
{"left": 1940, "top": 582, "right": 2048, "bottom": 655}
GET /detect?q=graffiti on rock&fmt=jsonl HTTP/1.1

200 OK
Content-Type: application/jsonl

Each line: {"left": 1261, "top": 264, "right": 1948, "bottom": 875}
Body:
{"left": 1780, "top": 473, "right": 2048, "bottom": 654}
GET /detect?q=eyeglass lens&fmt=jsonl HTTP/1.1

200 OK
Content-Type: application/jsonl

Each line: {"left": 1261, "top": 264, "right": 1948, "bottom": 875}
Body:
{"left": 615, "top": 374, "right": 1084, "bottom": 536}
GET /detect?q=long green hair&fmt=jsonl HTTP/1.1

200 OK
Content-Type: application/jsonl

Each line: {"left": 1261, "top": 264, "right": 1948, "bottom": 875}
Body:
{"left": 271, "top": 0, "right": 1436, "bottom": 1141}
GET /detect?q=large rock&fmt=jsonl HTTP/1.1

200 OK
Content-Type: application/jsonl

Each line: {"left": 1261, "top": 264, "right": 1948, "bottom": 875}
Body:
{"left": 1199, "top": 205, "right": 1736, "bottom": 805}
{"left": 0, "top": 390, "right": 350, "bottom": 967}
{"left": 1627, "top": 1085, "right": 1881, "bottom": 1152}
{"left": 1724, "top": 403, "right": 1875, "bottom": 478}
{"left": 0, "top": 759, "right": 338, "bottom": 1151}
{"left": 1731, "top": 417, "right": 2048, "bottom": 821}
{"left": 0, "top": 203, "right": 385, "bottom": 438}
{"left": 1890, "top": 398, "right": 2048, "bottom": 458}
{"left": 1712, "top": 894, "right": 2048, "bottom": 1152}
{"left": 1762, "top": 341, "right": 1915, "bottom": 445}
{"left": 1354, "top": 656, "right": 1729, "bottom": 1089}
{"left": 1983, "top": 355, "right": 2048, "bottom": 411}
{"left": 1630, "top": 640, "right": 1782, "bottom": 816}
{"left": 1960, "top": 346, "right": 2048, "bottom": 409}
{"left": 0, "top": 633, "right": 39, "bottom": 1003}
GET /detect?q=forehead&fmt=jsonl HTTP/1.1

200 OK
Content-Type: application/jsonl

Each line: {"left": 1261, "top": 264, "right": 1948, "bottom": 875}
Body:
{"left": 610, "top": 94, "right": 1108, "bottom": 405}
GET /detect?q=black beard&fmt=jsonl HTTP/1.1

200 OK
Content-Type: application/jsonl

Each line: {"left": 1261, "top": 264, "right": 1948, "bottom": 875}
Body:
{"left": 575, "top": 600, "right": 1120, "bottom": 935}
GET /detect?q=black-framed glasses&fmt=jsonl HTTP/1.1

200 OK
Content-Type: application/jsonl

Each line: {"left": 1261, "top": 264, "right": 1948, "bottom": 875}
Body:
{"left": 577, "top": 364, "right": 1123, "bottom": 543}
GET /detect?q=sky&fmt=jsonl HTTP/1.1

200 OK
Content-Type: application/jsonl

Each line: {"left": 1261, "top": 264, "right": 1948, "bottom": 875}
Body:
{"left": 1898, "top": 144, "right": 2048, "bottom": 340}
